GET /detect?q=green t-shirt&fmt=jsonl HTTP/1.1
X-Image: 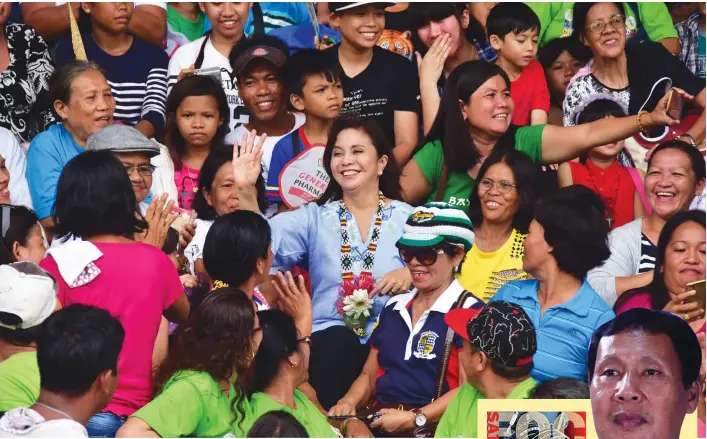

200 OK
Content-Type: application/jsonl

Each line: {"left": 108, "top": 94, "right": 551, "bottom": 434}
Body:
{"left": 414, "top": 125, "right": 544, "bottom": 208}
{"left": 527, "top": 2, "right": 678, "bottom": 48}
{"left": 246, "top": 390, "right": 338, "bottom": 438}
{"left": 167, "top": 5, "right": 206, "bottom": 42}
{"left": 0, "top": 351, "right": 40, "bottom": 412}
{"left": 435, "top": 378, "right": 537, "bottom": 439}
{"left": 132, "top": 371, "right": 251, "bottom": 438}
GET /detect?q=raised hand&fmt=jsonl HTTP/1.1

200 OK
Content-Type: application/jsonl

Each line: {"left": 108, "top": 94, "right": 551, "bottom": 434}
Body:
{"left": 416, "top": 34, "right": 451, "bottom": 88}
{"left": 232, "top": 129, "right": 266, "bottom": 190}
{"left": 272, "top": 271, "right": 312, "bottom": 336}
{"left": 139, "top": 193, "right": 178, "bottom": 249}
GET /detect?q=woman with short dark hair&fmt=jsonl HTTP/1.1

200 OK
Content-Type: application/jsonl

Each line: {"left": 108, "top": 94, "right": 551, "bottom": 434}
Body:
{"left": 39, "top": 151, "right": 189, "bottom": 437}
{"left": 0, "top": 205, "right": 45, "bottom": 266}
{"left": 184, "top": 146, "right": 267, "bottom": 277}
{"left": 491, "top": 185, "right": 616, "bottom": 383}
{"left": 459, "top": 147, "right": 537, "bottom": 302}
{"left": 26, "top": 60, "right": 115, "bottom": 236}
{"left": 563, "top": 2, "right": 705, "bottom": 148}
{"left": 233, "top": 118, "right": 413, "bottom": 410}
{"left": 203, "top": 210, "right": 273, "bottom": 309}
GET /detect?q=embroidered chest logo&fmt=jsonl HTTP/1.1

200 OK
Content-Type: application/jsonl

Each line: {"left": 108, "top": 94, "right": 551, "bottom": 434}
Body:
{"left": 413, "top": 331, "right": 439, "bottom": 360}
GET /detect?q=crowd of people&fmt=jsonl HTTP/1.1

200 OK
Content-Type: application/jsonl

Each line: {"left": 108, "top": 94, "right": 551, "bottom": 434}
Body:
{"left": 0, "top": 1, "right": 705, "bottom": 438}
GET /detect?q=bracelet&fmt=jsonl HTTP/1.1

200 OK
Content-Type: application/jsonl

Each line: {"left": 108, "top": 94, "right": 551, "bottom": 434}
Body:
{"left": 677, "top": 133, "right": 697, "bottom": 147}
{"left": 341, "top": 418, "right": 352, "bottom": 436}
{"left": 636, "top": 110, "right": 649, "bottom": 135}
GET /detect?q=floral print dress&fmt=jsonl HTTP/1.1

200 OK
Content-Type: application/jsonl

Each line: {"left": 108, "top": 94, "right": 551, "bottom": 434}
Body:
{"left": 0, "top": 24, "right": 56, "bottom": 143}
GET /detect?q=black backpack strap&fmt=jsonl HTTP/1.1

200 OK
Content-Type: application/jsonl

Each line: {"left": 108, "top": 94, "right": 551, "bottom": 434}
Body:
{"left": 194, "top": 31, "right": 211, "bottom": 69}
{"left": 252, "top": 3, "right": 266, "bottom": 37}
{"left": 434, "top": 290, "right": 473, "bottom": 400}
{"left": 292, "top": 128, "right": 302, "bottom": 157}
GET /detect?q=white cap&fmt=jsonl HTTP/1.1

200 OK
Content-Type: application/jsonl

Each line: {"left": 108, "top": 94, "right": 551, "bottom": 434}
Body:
{"left": 0, "top": 262, "right": 58, "bottom": 330}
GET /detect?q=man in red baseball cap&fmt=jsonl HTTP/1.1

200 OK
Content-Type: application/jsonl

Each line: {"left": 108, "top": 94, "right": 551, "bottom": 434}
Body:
{"left": 436, "top": 301, "right": 539, "bottom": 438}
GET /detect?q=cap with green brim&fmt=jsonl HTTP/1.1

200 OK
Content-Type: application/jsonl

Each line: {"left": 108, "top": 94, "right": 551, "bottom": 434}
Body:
{"left": 396, "top": 202, "right": 475, "bottom": 252}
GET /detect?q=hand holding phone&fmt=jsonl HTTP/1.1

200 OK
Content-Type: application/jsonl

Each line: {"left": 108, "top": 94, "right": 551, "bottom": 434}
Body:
{"left": 684, "top": 280, "right": 706, "bottom": 311}
{"left": 665, "top": 88, "right": 685, "bottom": 120}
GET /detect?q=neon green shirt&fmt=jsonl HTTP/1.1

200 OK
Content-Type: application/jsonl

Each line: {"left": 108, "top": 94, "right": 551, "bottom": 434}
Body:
{"left": 527, "top": 2, "right": 678, "bottom": 47}
{"left": 414, "top": 125, "right": 544, "bottom": 209}
{"left": 0, "top": 351, "right": 40, "bottom": 412}
{"left": 167, "top": 5, "right": 206, "bottom": 42}
{"left": 435, "top": 378, "right": 537, "bottom": 438}
{"left": 132, "top": 371, "right": 251, "bottom": 438}
{"left": 246, "top": 390, "right": 339, "bottom": 438}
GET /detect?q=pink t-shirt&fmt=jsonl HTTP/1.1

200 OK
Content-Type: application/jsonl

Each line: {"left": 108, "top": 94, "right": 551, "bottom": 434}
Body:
{"left": 510, "top": 60, "right": 551, "bottom": 126}
{"left": 40, "top": 242, "right": 184, "bottom": 417}
{"left": 173, "top": 163, "right": 200, "bottom": 210}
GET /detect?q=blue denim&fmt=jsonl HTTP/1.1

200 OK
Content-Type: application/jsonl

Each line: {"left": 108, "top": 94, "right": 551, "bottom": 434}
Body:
{"left": 86, "top": 412, "right": 128, "bottom": 438}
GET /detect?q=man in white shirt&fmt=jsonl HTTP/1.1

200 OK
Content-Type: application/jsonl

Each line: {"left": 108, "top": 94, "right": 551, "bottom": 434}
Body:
{"left": 0, "top": 304, "right": 125, "bottom": 438}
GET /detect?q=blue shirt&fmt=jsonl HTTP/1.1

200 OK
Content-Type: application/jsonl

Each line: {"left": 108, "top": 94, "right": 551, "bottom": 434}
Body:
{"left": 26, "top": 124, "right": 84, "bottom": 220}
{"left": 371, "top": 280, "right": 482, "bottom": 406}
{"left": 490, "top": 279, "right": 615, "bottom": 382}
{"left": 269, "top": 24, "right": 341, "bottom": 54}
{"left": 269, "top": 200, "right": 413, "bottom": 341}
{"left": 245, "top": 2, "right": 312, "bottom": 36}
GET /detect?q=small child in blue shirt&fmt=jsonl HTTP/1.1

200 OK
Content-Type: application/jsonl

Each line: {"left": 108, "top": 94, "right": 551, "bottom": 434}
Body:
{"left": 266, "top": 49, "right": 343, "bottom": 213}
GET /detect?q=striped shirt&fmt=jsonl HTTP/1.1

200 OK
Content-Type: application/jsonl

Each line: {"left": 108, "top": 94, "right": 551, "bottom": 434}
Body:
{"left": 638, "top": 233, "right": 658, "bottom": 274}
{"left": 53, "top": 34, "right": 169, "bottom": 136}
{"left": 490, "top": 279, "right": 615, "bottom": 382}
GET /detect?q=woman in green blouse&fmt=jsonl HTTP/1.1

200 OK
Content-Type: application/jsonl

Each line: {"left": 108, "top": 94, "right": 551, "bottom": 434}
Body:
{"left": 400, "top": 60, "right": 690, "bottom": 208}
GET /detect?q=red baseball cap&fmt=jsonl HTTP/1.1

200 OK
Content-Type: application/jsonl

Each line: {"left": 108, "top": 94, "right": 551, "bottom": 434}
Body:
{"left": 444, "top": 307, "right": 483, "bottom": 342}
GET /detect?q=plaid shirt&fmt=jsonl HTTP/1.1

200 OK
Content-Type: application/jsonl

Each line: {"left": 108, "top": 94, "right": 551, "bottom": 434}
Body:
{"left": 474, "top": 39, "right": 498, "bottom": 63}
{"left": 676, "top": 12, "right": 703, "bottom": 76}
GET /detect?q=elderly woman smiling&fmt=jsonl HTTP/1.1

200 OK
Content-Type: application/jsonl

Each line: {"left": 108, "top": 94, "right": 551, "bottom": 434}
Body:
{"left": 26, "top": 60, "right": 114, "bottom": 237}
{"left": 328, "top": 203, "right": 482, "bottom": 436}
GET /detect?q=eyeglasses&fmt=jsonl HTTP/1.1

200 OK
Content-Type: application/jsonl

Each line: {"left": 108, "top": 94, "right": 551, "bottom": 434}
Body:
{"left": 477, "top": 178, "right": 516, "bottom": 194}
{"left": 586, "top": 14, "right": 625, "bottom": 34}
{"left": 399, "top": 247, "right": 447, "bottom": 266}
{"left": 123, "top": 165, "right": 156, "bottom": 177}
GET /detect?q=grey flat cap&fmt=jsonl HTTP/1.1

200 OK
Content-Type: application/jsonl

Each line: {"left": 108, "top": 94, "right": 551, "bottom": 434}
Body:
{"left": 86, "top": 124, "right": 160, "bottom": 157}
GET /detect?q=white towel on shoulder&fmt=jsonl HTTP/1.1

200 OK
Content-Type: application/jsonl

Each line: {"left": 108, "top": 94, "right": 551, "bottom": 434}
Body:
{"left": 45, "top": 241, "right": 103, "bottom": 288}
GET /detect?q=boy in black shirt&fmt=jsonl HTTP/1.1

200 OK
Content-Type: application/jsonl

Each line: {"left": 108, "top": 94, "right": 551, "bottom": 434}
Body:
{"left": 328, "top": 2, "right": 420, "bottom": 166}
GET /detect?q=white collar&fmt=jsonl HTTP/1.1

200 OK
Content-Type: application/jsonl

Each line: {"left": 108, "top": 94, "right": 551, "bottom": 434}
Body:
{"left": 392, "top": 279, "right": 466, "bottom": 314}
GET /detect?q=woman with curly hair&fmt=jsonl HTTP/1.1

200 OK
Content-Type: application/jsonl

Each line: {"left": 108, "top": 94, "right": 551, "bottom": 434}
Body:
{"left": 116, "top": 288, "right": 261, "bottom": 438}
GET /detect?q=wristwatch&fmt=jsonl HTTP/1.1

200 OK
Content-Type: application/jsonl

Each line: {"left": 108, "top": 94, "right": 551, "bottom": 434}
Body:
{"left": 411, "top": 408, "right": 427, "bottom": 427}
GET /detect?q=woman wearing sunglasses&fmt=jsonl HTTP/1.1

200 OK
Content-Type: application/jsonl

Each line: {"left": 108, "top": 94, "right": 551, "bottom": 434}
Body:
{"left": 328, "top": 203, "right": 482, "bottom": 436}
{"left": 459, "top": 148, "right": 537, "bottom": 303}
{"left": 563, "top": 2, "right": 705, "bottom": 149}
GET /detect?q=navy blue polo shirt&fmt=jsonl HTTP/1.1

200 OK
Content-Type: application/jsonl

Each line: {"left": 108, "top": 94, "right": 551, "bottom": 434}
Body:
{"left": 370, "top": 280, "right": 482, "bottom": 407}
{"left": 490, "top": 279, "right": 615, "bottom": 382}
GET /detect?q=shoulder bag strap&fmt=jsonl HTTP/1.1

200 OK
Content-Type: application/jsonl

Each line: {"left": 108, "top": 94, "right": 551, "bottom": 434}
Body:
{"left": 628, "top": 167, "right": 652, "bottom": 215}
{"left": 435, "top": 163, "right": 450, "bottom": 202}
{"left": 434, "top": 290, "right": 471, "bottom": 400}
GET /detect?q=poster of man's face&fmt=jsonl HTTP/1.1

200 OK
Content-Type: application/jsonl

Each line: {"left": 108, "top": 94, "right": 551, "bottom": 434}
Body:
{"left": 589, "top": 329, "right": 701, "bottom": 439}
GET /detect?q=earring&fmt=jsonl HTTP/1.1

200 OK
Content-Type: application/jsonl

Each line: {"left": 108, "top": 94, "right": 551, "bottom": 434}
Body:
{"left": 246, "top": 351, "right": 255, "bottom": 361}
{"left": 291, "top": 362, "right": 298, "bottom": 369}
{"left": 378, "top": 171, "right": 383, "bottom": 176}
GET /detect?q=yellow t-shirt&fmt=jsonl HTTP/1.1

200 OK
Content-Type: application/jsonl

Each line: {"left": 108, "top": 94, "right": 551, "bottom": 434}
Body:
{"left": 458, "top": 229, "right": 529, "bottom": 302}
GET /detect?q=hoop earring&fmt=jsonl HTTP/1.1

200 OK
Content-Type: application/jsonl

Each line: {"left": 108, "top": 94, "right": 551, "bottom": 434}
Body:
{"left": 246, "top": 351, "right": 255, "bottom": 361}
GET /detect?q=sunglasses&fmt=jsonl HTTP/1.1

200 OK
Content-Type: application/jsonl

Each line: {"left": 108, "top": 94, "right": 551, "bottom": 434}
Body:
{"left": 399, "top": 247, "right": 447, "bottom": 266}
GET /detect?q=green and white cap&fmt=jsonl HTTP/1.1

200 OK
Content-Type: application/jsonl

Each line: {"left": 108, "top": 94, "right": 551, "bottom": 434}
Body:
{"left": 396, "top": 203, "right": 475, "bottom": 252}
